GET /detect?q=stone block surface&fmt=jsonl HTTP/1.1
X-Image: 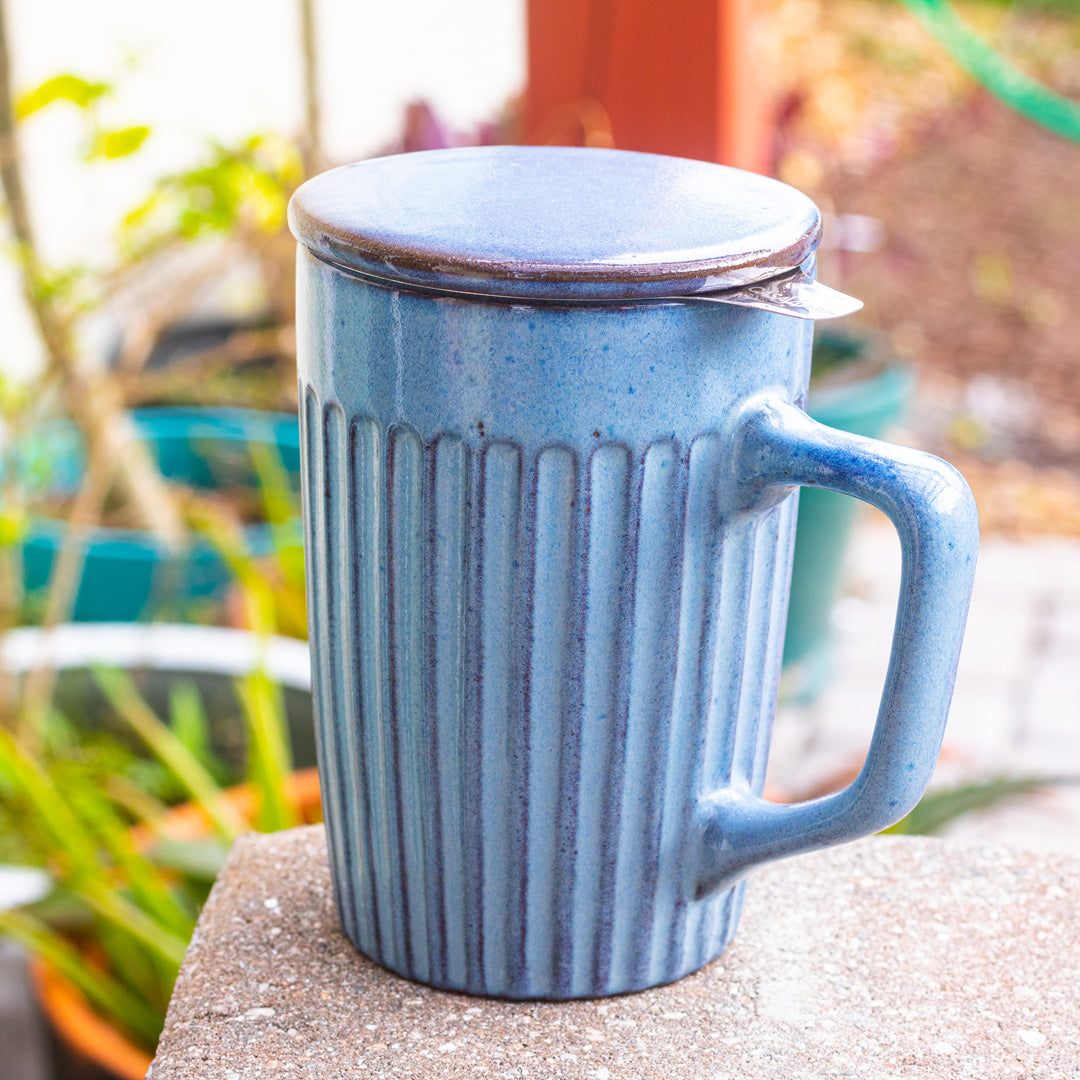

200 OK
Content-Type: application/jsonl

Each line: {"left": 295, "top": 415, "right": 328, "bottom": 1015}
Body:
{"left": 149, "top": 827, "right": 1079, "bottom": 1079}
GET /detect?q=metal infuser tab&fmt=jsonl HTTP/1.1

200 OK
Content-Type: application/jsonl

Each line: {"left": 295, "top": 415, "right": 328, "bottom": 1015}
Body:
{"left": 675, "top": 268, "right": 864, "bottom": 320}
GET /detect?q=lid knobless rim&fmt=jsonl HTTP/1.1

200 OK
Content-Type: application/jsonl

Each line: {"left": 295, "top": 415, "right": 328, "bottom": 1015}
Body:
{"left": 288, "top": 148, "right": 824, "bottom": 303}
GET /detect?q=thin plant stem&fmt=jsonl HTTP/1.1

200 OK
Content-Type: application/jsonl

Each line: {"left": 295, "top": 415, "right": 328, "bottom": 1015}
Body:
{"left": 18, "top": 441, "right": 113, "bottom": 744}
{"left": 0, "top": 0, "right": 184, "bottom": 548}
{"left": 0, "top": 543, "right": 21, "bottom": 723}
{"left": 298, "top": 0, "right": 322, "bottom": 175}
{"left": 123, "top": 325, "right": 289, "bottom": 404}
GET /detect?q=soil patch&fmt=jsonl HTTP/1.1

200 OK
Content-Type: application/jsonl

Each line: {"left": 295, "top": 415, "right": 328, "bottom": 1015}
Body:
{"left": 823, "top": 93, "right": 1080, "bottom": 413}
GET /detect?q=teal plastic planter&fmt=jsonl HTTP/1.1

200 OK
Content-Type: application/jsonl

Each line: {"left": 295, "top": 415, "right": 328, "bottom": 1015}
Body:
{"left": 783, "top": 345, "right": 914, "bottom": 695}
{"left": 19, "top": 408, "right": 300, "bottom": 623}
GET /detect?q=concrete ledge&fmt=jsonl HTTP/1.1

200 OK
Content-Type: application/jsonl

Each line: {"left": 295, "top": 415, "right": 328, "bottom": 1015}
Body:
{"left": 149, "top": 827, "right": 1079, "bottom": 1079}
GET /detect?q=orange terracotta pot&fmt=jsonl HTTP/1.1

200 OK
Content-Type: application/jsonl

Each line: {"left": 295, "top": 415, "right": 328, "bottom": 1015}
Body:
{"left": 30, "top": 768, "right": 323, "bottom": 1080}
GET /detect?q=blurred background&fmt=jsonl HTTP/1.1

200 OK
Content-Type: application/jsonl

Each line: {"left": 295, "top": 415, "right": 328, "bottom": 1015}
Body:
{"left": 0, "top": 0, "right": 1078, "bottom": 1076}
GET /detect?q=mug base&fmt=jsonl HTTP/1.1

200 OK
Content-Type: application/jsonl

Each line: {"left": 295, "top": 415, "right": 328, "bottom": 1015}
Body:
{"left": 335, "top": 888, "right": 745, "bottom": 1001}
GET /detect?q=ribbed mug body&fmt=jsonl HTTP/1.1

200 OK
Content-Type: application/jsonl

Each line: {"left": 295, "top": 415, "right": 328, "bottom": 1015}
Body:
{"left": 297, "top": 249, "right": 814, "bottom": 997}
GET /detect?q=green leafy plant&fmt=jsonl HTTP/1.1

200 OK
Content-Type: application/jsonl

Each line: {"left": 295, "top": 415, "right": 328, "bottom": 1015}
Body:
{"left": 174, "top": 428, "right": 307, "bottom": 639}
{"left": 120, "top": 135, "right": 300, "bottom": 254}
{"left": 0, "top": 655, "right": 313, "bottom": 1053}
{"left": 0, "top": 2, "right": 325, "bottom": 1055}
{"left": 0, "top": 432, "right": 312, "bottom": 1045}
{"left": 15, "top": 72, "right": 150, "bottom": 162}
{"left": 0, "top": 1, "right": 312, "bottom": 662}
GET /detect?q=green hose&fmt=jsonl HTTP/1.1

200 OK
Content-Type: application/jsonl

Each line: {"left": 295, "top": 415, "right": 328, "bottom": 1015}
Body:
{"left": 900, "top": 0, "right": 1080, "bottom": 141}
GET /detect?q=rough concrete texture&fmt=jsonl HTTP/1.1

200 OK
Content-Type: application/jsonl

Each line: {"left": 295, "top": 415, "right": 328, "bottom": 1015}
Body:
{"left": 149, "top": 826, "right": 1079, "bottom": 1080}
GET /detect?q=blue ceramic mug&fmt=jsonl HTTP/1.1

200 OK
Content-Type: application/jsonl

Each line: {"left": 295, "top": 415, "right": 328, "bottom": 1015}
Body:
{"left": 289, "top": 147, "right": 978, "bottom": 999}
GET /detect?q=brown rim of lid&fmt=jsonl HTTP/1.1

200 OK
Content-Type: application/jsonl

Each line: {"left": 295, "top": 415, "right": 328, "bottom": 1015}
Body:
{"left": 289, "top": 146, "right": 822, "bottom": 302}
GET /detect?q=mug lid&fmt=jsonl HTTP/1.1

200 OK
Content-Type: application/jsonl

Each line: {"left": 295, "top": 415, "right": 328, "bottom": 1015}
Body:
{"left": 288, "top": 146, "right": 822, "bottom": 302}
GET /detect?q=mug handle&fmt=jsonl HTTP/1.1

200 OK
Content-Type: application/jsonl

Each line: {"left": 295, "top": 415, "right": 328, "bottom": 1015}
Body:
{"left": 695, "top": 396, "right": 979, "bottom": 899}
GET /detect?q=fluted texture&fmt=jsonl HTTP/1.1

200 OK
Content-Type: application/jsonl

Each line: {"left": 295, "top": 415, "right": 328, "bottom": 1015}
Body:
{"left": 300, "top": 384, "right": 797, "bottom": 998}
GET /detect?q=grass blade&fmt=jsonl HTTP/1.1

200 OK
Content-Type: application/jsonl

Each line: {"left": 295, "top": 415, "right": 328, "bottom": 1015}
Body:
{"left": 168, "top": 680, "right": 216, "bottom": 777}
{"left": 147, "top": 837, "right": 229, "bottom": 882}
{"left": 236, "top": 666, "right": 296, "bottom": 832}
{"left": 80, "top": 885, "right": 189, "bottom": 967}
{"left": 884, "top": 775, "right": 1079, "bottom": 836}
{"left": 65, "top": 778, "right": 196, "bottom": 936}
{"left": 92, "top": 666, "right": 245, "bottom": 842}
{"left": 0, "top": 908, "right": 165, "bottom": 1050}
{"left": 0, "top": 728, "right": 102, "bottom": 876}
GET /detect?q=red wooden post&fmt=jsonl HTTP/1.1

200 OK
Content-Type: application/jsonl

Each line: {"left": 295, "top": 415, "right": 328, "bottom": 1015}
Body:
{"left": 523, "top": 0, "right": 767, "bottom": 172}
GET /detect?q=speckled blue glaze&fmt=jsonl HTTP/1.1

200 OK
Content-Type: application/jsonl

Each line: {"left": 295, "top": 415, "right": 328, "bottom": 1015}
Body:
{"left": 290, "top": 148, "right": 979, "bottom": 1000}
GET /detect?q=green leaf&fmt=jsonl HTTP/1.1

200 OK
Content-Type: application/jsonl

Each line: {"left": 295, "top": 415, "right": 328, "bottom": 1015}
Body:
{"left": 0, "top": 730, "right": 191, "bottom": 967}
{"left": 0, "top": 909, "right": 164, "bottom": 1050}
{"left": 237, "top": 668, "right": 296, "bottom": 833}
{"left": 248, "top": 437, "right": 296, "bottom": 528}
{"left": 117, "top": 133, "right": 302, "bottom": 259}
{"left": 883, "top": 775, "right": 1079, "bottom": 835}
{"left": 80, "top": 885, "right": 189, "bottom": 968}
{"left": 92, "top": 666, "right": 245, "bottom": 842}
{"left": 96, "top": 917, "right": 172, "bottom": 1015}
{"left": 168, "top": 681, "right": 214, "bottom": 773}
{"left": 16, "top": 74, "right": 109, "bottom": 119}
{"left": 0, "top": 728, "right": 102, "bottom": 878}
{"left": 147, "top": 838, "right": 229, "bottom": 882}
{"left": 0, "top": 508, "right": 28, "bottom": 546}
{"left": 42, "top": 706, "right": 78, "bottom": 756}
{"left": 102, "top": 774, "right": 170, "bottom": 828}
{"left": 64, "top": 778, "right": 194, "bottom": 938}
{"left": 184, "top": 498, "right": 279, "bottom": 635}
{"left": 89, "top": 125, "right": 150, "bottom": 160}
